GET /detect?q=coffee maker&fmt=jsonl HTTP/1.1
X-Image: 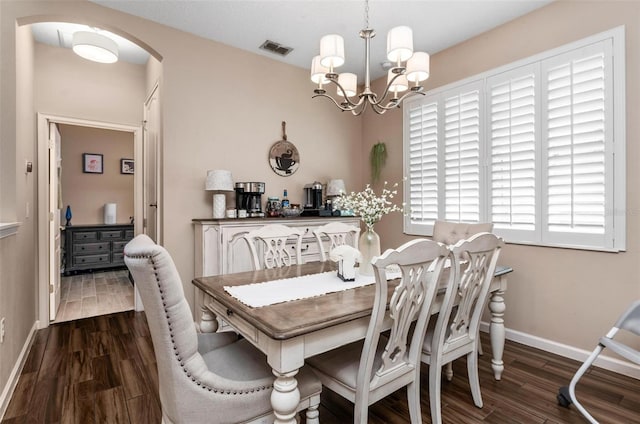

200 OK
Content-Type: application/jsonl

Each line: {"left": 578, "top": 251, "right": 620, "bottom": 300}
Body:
{"left": 235, "top": 182, "right": 265, "bottom": 217}
{"left": 301, "top": 181, "right": 323, "bottom": 216}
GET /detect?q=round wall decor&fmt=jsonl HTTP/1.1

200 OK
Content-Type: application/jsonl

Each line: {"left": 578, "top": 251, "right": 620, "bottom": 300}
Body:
{"left": 269, "top": 121, "right": 300, "bottom": 177}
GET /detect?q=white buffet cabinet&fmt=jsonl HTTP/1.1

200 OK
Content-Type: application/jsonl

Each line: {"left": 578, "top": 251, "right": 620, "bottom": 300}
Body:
{"left": 192, "top": 216, "right": 360, "bottom": 325}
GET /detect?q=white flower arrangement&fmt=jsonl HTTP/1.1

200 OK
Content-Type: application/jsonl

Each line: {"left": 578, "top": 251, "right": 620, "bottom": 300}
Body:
{"left": 335, "top": 182, "right": 403, "bottom": 231}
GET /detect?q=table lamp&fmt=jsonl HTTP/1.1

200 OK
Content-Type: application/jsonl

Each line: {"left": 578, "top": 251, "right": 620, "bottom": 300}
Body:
{"left": 205, "top": 170, "right": 233, "bottom": 218}
{"left": 326, "top": 179, "right": 346, "bottom": 197}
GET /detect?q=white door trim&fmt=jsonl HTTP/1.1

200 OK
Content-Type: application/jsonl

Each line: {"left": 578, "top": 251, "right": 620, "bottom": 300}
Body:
{"left": 36, "top": 113, "right": 143, "bottom": 328}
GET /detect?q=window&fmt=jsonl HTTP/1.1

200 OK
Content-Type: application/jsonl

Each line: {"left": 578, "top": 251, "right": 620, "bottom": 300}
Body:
{"left": 403, "top": 27, "right": 625, "bottom": 251}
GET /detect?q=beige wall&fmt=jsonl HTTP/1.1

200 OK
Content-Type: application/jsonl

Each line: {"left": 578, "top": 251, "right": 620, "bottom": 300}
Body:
{"left": 364, "top": 1, "right": 640, "bottom": 352}
{"left": 59, "top": 124, "right": 134, "bottom": 225}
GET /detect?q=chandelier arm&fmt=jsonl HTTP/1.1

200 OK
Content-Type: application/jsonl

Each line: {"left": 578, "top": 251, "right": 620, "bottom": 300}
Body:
{"left": 375, "top": 90, "right": 426, "bottom": 111}
{"left": 312, "top": 93, "right": 357, "bottom": 112}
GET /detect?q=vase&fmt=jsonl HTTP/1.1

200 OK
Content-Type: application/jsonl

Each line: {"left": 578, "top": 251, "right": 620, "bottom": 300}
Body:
{"left": 359, "top": 227, "right": 380, "bottom": 276}
{"left": 65, "top": 205, "right": 72, "bottom": 226}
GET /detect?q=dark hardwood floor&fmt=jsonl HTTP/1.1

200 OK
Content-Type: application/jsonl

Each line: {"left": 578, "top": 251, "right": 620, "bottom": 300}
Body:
{"left": 2, "top": 311, "right": 638, "bottom": 423}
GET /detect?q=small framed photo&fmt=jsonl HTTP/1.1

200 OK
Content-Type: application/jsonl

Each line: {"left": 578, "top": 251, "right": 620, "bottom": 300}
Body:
{"left": 121, "top": 158, "right": 134, "bottom": 174}
{"left": 83, "top": 153, "right": 103, "bottom": 174}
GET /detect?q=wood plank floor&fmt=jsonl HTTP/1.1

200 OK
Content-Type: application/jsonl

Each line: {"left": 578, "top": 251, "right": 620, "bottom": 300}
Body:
{"left": 2, "top": 311, "right": 638, "bottom": 423}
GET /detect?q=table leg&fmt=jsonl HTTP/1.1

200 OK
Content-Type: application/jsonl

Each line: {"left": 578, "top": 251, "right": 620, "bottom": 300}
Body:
{"left": 199, "top": 307, "right": 218, "bottom": 333}
{"left": 271, "top": 369, "right": 300, "bottom": 424}
{"left": 489, "top": 288, "right": 506, "bottom": 380}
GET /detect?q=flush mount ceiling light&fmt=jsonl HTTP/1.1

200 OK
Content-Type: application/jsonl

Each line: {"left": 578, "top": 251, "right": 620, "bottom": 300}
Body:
{"left": 310, "top": 0, "right": 430, "bottom": 116}
{"left": 72, "top": 31, "right": 118, "bottom": 64}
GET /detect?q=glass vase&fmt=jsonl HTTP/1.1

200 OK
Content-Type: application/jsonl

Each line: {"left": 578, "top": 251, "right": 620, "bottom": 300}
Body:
{"left": 359, "top": 227, "right": 380, "bottom": 276}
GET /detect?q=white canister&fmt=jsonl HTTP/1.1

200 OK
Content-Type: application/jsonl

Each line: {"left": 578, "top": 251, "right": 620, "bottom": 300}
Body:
{"left": 104, "top": 203, "right": 117, "bottom": 224}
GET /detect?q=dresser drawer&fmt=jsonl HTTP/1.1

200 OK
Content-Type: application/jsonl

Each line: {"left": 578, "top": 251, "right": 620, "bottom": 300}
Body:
{"left": 100, "top": 230, "right": 123, "bottom": 240}
{"left": 112, "top": 241, "right": 128, "bottom": 253}
{"left": 73, "top": 231, "right": 98, "bottom": 242}
{"left": 72, "top": 253, "right": 110, "bottom": 266}
{"left": 74, "top": 242, "right": 109, "bottom": 254}
{"left": 124, "top": 229, "right": 134, "bottom": 239}
{"left": 112, "top": 253, "right": 125, "bottom": 264}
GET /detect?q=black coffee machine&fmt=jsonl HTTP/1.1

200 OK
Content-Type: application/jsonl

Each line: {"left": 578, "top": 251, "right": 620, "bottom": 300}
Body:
{"left": 301, "top": 181, "right": 323, "bottom": 216}
{"left": 235, "top": 182, "right": 265, "bottom": 217}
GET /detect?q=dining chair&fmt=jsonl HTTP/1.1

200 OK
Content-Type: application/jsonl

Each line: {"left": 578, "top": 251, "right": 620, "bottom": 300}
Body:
{"left": 242, "top": 223, "right": 303, "bottom": 270}
{"left": 312, "top": 221, "right": 361, "bottom": 262}
{"left": 124, "top": 234, "right": 321, "bottom": 424}
{"left": 421, "top": 232, "right": 503, "bottom": 424}
{"left": 431, "top": 219, "right": 494, "bottom": 358}
{"left": 307, "top": 239, "right": 451, "bottom": 424}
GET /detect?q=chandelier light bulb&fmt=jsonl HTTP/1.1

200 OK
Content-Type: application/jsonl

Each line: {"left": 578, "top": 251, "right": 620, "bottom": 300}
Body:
{"left": 406, "top": 52, "right": 430, "bottom": 83}
{"left": 388, "top": 70, "right": 408, "bottom": 93}
{"left": 320, "top": 34, "right": 345, "bottom": 68}
{"left": 386, "top": 26, "right": 413, "bottom": 64}
{"left": 337, "top": 73, "right": 357, "bottom": 98}
{"left": 310, "top": 55, "right": 330, "bottom": 84}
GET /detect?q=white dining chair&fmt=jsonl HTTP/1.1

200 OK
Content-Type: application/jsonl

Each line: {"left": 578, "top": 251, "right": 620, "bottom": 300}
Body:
{"left": 312, "top": 221, "right": 360, "bottom": 262}
{"left": 124, "top": 234, "right": 321, "bottom": 424}
{"left": 421, "top": 232, "right": 503, "bottom": 424}
{"left": 307, "top": 239, "right": 451, "bottom": 424}
{"left": 242, "top": 223, "right": 303, "bottom": 270}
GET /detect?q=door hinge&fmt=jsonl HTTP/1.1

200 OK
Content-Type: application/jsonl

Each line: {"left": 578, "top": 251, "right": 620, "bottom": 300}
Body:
{"left": 49, "top": 284, "right": 54, "bottom": 294}
{"left": 48, "top": 139, "right": 54, "bottom": 149}
{"left": 49, "top": 212, "right": 54, "bottom": 221}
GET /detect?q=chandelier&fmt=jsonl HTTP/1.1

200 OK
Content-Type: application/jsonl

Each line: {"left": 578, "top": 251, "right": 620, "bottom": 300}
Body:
{"left": 310, "top": 0, "right": 430, "bottom": 116}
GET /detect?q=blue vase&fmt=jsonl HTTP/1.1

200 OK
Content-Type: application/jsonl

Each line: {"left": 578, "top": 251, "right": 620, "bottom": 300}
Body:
{"left": 65, "top": 205, "right": 72, "bottom": 226}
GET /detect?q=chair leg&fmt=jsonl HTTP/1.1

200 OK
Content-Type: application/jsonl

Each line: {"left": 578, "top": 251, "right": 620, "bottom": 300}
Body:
{"left": 407, "top": 375, "right": 422, "bottom": 424}
{"left": 429, "top": 362, "right": 443, "bottom": 424}
{"left": 444, "top": 362, "right": 454, "bottom": 381}
{"left": 305, "top": 404, "right": 320, "bottom": 424}
{"left": 467, "top": 350, "right": 483, "bottom": 408}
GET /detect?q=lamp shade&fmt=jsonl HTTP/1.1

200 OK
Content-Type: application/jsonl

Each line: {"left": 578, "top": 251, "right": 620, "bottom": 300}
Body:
{"left": 337, "top": 73, "right": 357, "bottom": 98}
{"left": 72, "top": 31, "right": 119, "bottom": 64}
{"left": 326, "top": 179, "right": 346, "bottom": 196}
{"left": 205, "top": 170, "right": 233, "bottom": 191}
{"left": 406, "top": 52, "right": 430, "bottom": 83}
{"left": 387, "top": 26, "right": 413, "bottom": 63}
{"left": 388, "top": 70, "right": 408, "bottom": 93}
{"left": 310, "top": 55, "right": 330, "bottom": 84}
{"left": 320, "top": 34, "right": 345, "bottom": 68}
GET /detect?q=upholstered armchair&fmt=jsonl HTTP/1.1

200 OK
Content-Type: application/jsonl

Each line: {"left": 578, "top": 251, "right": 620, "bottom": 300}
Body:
{"left": 124, "top": 234, "right": 321, "bottom": 424}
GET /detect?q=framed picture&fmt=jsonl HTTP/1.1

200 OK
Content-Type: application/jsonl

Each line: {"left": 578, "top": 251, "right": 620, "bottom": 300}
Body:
{"left": 121, "top": 158, "right": 134, "bottom": 174}
{"left": 83, "top": 153, "right": 103, "bottom": 174}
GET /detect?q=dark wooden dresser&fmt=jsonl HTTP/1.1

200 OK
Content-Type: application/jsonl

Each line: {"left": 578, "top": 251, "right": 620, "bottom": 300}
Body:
{"left": 63, "top": 224, "right": 134, "bottom": 275}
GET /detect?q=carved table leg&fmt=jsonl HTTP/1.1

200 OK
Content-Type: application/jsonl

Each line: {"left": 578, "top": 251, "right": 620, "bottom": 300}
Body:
{"left": 271, "top": 369, "right": 300, "bottom": 424}
{"left": 489, "top": 288, "right": 506, "bottom": 380}
{"left": 200, "top": 306, "right": 218, "bottom": 333}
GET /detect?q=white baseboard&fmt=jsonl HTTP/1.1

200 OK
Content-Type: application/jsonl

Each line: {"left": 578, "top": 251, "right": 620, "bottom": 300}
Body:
{"left": 480, "top": 322, "right": 640, "bottom": 379}
{"left": 0, "top": 321, "right": 38, "bottom": 421}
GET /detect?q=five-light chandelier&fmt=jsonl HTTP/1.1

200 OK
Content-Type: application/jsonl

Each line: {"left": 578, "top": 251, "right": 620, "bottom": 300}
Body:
{"left": 310, "top": 0, "right": 430, "bottom": 116}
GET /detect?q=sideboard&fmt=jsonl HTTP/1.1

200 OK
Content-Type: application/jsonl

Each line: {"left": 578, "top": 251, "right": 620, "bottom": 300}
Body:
{"left": 192, "top": 216, "right": 360, "bottom": 325}
{"left": 63, "top": 224, "right": 134, "bottom": 275}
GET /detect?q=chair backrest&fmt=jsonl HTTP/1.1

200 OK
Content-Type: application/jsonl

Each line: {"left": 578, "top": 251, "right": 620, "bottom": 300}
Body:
{"left": 242, "top": 224, "right": 303, "bottom": 270}
{"left": 124, "top": 234, "right": 273, "bottom": 423}
{"left": 432, "top": 220, "right": 494, "bottom": 246}
{"left": 434, "top": 232, "right": 503, "bottom": 354}
{"left": 312, "top": 221, "right": 361, "bottom": 262}
{"left": 357, "top": 239, "right": 450, "bottom": 399}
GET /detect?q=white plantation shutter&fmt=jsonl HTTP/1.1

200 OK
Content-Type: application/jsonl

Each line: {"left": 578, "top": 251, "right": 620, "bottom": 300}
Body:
{"left": 405, "top": 99, "right": 439, "bottom": 233}
{"left": 403, "top": 28, "right": 624, "bottom": 251}
{"left": 542, "top": 41, "right": 613, "bottom": 248}
{"left": 443, "top": 87, "right": 481, "bottom": 222}
{"left": 488, "top": 68, "right": 537, "bottom": 234}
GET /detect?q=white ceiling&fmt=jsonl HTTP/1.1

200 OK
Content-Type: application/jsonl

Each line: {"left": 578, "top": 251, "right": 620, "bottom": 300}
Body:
{"left": 34, "top": 1, "right": 553, "bottom": 79}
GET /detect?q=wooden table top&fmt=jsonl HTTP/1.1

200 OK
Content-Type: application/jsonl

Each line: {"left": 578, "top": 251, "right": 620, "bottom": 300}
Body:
{"left": 192, "top": 262, "right": 512, "bottom": 341}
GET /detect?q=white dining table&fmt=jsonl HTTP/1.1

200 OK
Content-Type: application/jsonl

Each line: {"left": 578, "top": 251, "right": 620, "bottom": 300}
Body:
{"left": 193, "top": 261, "right": 512, "bottom": 424}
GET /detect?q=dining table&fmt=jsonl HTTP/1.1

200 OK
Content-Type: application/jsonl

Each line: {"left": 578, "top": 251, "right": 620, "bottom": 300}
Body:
{"left": 192, "top": 261, "right": 512, "bottom": 424}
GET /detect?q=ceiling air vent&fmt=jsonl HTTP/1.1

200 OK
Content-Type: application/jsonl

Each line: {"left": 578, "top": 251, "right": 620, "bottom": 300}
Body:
{"left": 259, "top": 40, "right": 293, "bottom": 56}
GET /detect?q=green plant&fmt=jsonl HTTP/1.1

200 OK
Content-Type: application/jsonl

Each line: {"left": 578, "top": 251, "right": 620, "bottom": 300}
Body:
{"left": 370, "top": 142, "right": 387, "bottom": 183}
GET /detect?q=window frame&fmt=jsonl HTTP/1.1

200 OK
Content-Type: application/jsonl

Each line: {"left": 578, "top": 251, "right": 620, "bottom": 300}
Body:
{"left": 403, "top": 26, "right": 625, "bottom": 252}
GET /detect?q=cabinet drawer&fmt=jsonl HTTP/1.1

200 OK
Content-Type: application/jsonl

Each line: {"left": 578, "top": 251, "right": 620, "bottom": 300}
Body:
{"left": 113, "top": 253, "right": 125, "bottom": 264}
{"left": 100, "top": 230, "right": 123, "bottom": 240}
{"left": 74, "top": 242, "right": 109, "bottom": 254}
{"left": 72, "top": 253, "right": 109, "bottom": 266}
{"left": 124, "top": 229, "right": 134, "bottom": 239}
{"left": 112, "top": 241, "right": 128, "bottom": 253}
{"left": 73, "top": 231, "right": 98, "bottom": 242}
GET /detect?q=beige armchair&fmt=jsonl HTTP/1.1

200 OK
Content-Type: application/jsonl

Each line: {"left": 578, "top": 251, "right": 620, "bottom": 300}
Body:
{"left": 124, "top": 234, "right": 321, "bottom": 424}
{"left": 307, "top": 239, "right": 450, "bottom": 423}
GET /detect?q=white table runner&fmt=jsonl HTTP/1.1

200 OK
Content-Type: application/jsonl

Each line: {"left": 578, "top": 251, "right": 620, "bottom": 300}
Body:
{"left": 224, "top": 269, "right": 402, "bottom": 308}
